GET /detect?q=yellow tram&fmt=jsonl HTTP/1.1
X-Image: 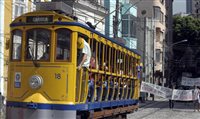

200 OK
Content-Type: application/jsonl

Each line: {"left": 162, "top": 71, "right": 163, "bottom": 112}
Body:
{"left": 6, "top": 2, "right": 142, "bottom": 119}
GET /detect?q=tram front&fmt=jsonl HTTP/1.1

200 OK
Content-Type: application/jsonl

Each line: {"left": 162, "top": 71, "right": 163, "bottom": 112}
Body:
{"left": 6, "top": 11, "right": 79, "bottom": 119}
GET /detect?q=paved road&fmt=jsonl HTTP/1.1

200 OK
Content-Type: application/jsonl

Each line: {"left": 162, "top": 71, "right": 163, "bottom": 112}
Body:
{"left": 128, "top": 98, "right": 200, "bottom": 119}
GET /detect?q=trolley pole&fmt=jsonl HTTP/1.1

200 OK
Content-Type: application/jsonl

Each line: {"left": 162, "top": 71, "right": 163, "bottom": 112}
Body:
{"left": 113, "top": 0, "right": 119, "bottom": 38}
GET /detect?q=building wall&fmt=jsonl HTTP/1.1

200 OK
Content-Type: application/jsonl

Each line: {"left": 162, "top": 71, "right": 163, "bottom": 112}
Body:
{"left": 74, "top": 0, "right": 107, "bottom": 34}
{"left": 186, "top": 0, "right": 192, "bottom": 14}
{"left": 104, "top": 0, "right": 138, "bottom": 49}
{"left": 165, "top": 0, "right": 173, "bottom": 86}
{"left": 121, "top": 3, "right": 137, "bottom": 49}
{"left": 132, "top": 0, "right": 166, "bottom": 84}
{"left": 104, "top": 0, "right": 119, "bottom": 38}
{"left": 3, "top": 0, "right": 12, "bottom": 95}
{"left": 193, "top": 0, "right": 200, "bottom": 18}
{"left": 0, "top": 0, "right": 5, "bottom": 94}
{"left": 186, "top": 0, "right": 200, "bottom": 18}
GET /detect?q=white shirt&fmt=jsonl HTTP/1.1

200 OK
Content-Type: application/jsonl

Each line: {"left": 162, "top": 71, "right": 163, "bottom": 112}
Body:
{"left": 82, "top": 40, "right": 91, "bottom": 68}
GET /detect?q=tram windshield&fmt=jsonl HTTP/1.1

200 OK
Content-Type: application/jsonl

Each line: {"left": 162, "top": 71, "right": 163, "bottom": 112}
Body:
{"left": 11, "top": 30, "right": 22, "bottom": 60}
{"left": 26, "top": 29, "right": 51, "bottom": 61}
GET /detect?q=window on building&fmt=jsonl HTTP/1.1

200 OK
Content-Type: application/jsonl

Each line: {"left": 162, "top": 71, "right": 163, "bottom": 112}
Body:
{"left": 156, "top": 49, "right": 161, "bottom": 62}
{"left": 154, "top": 6, "right": 161, "bottom": 21}
{"left": 161, "top": 12, "right": 164, "bottom": 24}
{"left": 156, "top": 28, "right": 160, "bottom": 42}
{"left": 13, "top": 0, "right": 27, "bottom": 19}
{"left": 122, "top": 15, "right": 128, "bottom": 37}
{"left": 122, "top": 14, "right": 136, "bottom": 37}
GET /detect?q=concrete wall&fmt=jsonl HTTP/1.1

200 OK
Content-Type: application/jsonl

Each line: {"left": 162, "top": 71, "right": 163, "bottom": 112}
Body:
{"left": 0, "top": 0, "right": 5, "bottom": 94}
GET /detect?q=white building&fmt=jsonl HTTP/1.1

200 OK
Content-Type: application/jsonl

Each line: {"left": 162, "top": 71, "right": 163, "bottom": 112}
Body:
{"left": 73, "top": 0, "right": 107, "bottom": 34}
{"left": 133, "top": 0, "right": 166, "bottom": 85}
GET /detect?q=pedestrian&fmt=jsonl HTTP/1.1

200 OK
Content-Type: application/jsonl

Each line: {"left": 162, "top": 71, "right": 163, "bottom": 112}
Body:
{"left": 193, "top": 85, "right": 200, "bottom": 112}
{"left": 0, "top": 92, "right": 4, "bottom": 114}
{"left": 169, "top": 84, "right": 175, "bottom": 109}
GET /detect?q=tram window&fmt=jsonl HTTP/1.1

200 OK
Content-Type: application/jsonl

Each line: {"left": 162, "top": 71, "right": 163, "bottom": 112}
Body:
{"left": 133, "top": 57, "right": 136, "bottom": 77}
{"left": 90, "top": 39, "right": 98, "bottom": 69}
{"left": 56, "top": 29, "right": 71, "bottom": 61}
{"left": 98, "top": 42, "right": 104, "bottom": 70}
{"left": 120, "top": 53, "right": 125, "bottom": 75}
{"left": 11, "top": 30, "right": 22, "bottom": 60}
{"left": 104, "top": 45, "right": 109, "bottom": 71}
{"left": 110, "top": 48, "right": 114, "bottom": 73}
{"left": 125, "top": 55, "right": 129, "bottom": 75}
{"left": 117, "top": 50, "right": 121, "bottom": 74}
{"left": 26, "top": 29, "right": 51, "bottom": 60}
{"left": 129, "top": 57, "right": 133, "bottom": 76}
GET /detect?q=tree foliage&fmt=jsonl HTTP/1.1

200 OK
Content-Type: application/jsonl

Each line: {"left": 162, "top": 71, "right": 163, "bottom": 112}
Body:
{"left": 173, "top": 16, "right": 200, "bottom": 77}
{"left": 173, "top": 16, "right": 200, "bottom": 45}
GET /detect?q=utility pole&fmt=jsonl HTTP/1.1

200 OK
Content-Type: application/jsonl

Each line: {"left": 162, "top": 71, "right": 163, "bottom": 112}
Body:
{"left": 113, "top": 0, "right": 119, "bottom": 38}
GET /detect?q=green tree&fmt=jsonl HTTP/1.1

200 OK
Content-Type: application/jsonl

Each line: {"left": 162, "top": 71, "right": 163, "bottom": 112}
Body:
{"left": 173, "top": 16, "right": 200, "bottom": 78}
{"left": 173, "top": 16, "right": 200, "bottom": 44}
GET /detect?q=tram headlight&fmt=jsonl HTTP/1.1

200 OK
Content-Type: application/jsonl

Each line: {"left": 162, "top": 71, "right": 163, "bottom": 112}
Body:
{"left": 29, "top": 75, "right": 43, "bottom": 89}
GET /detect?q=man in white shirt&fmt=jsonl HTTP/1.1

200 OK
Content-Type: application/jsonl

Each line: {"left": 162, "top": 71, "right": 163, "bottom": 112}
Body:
{"left": 77, "top": 37, "right": 91, "bottom": 70}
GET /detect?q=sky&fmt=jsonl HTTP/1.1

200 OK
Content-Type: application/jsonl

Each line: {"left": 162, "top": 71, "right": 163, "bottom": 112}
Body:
{"left": 173, "top": 0, "right": 186, "bottom": 14}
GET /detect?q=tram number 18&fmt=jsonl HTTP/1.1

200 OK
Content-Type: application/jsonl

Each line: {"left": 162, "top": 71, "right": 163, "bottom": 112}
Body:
{"left": 55, "top": 73, "right": 61, "bottom": 79}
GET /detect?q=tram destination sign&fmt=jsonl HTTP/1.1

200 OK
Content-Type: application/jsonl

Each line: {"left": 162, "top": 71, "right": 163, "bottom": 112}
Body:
{"left": 26, "top": 16, "right": 53, "bottom": 24}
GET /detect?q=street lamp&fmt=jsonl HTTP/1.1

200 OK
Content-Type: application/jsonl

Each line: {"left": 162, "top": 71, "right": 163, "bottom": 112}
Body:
{"left": 171, "top": 39, "right": 187, "bottom": 46}
{"left": 167, "top": 39, "right": 188, "bottom": 87}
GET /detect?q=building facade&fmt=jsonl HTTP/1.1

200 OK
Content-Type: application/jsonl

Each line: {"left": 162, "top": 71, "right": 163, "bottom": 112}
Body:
{"left": 73, "top": 0, "right": 107, "bottom": 34}
{"left": 121, "top": 2, "right": 138, "bottom": 49}
{"left": 186, "top": 0, "right": 200, "bottom": 18}
{"left": 132, "top": 0, "right": 166, "bottom": 86}
{"left": 0, "top": 0, "right": 5, "bottom": 94}
{"left": 165, "top": 0, "right": 173, "bottom": 86}
{"left": 186, "top": 0, "right": 193, "bottom": 14}
{"left": 104, "top": 0, "right": 138, "bottom": 49}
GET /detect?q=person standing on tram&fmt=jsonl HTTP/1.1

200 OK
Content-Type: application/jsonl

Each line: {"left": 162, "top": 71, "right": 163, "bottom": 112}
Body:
{"left": 77, "top": 37, "right": 91, "bottom": 70}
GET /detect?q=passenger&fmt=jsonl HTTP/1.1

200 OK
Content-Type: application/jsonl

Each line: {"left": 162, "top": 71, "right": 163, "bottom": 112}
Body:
{"left": 90, "top": 52, "right": 97, "bottom": 69}
{"left": 0, "top": 92, "right": 4, "bottom": 114}
{"left": 77, "top": 37, "right": 91, "bottom": 70}
{"left": 88, "top": 73, "right": 95, "bottom": 101}
{"left": 193, "top": 85, "right": 200, "bottom": 112}
{"left": 103, "top": 62, "right": 108, "bottom": 71}
{"left": 169, "top": 84, "right": 175, "bottom": 109}
{"left": 96, "top": 75, "right": 102, "bottom": 101}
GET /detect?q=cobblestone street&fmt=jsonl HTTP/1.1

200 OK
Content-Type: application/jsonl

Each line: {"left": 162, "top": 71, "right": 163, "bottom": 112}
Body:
{"left": 128, "top": 98, "right": 200, "bottom": 119}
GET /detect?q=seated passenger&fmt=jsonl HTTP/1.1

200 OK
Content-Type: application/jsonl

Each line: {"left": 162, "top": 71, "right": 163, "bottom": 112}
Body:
{"left": 90, "top": 54, "right": 96, "bottom": 69}
{"left": 88, "top": 73, "right": 95, "bottom": 101}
